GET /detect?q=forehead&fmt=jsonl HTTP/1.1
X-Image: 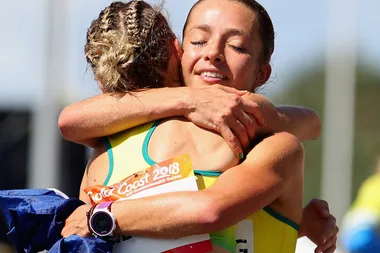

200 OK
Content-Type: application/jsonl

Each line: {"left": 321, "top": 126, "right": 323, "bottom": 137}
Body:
{"left": 185, "top": 0, "right": 257, "bottom": 37}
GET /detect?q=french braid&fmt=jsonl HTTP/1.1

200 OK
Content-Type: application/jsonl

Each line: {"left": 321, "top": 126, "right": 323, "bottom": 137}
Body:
{"left": 85, "top": 1, "right": 176, "bottom": 93}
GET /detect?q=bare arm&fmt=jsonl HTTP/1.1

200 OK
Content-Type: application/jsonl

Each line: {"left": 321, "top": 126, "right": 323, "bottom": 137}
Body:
{"left": 244, "top": 93, "right": 321, "bottom": 140}
{"left": 58, "top": 85, "right": 263, "bottom": 157}
{"left": 113, "top": 133, "right": 303, "bottom": 237}
{"left": 59, "top": 89, "right": 319, "bottom": 150}
{"left": 62, "top": 132, "right": 303, "bottom": 238}
{"left": 59, "top": 88, "right": 187, "bottom": 147}
{"left": 274, "top": 106, "right": 321, "bottom": 140}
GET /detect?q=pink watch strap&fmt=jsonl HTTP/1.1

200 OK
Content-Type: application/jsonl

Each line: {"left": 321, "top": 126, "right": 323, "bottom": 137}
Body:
{"left": 98, "top": 201, "right": 113, "bottom": 210}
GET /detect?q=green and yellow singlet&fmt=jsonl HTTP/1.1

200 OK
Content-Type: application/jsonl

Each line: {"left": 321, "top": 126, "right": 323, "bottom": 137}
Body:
{"left": 102, "top": 121, "right": 299, "bottom": 253}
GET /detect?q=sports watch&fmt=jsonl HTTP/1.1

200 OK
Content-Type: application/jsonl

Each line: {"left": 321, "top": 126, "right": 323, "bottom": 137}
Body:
{"left": 88, "top": 202, "right": 117, "bottom": 238}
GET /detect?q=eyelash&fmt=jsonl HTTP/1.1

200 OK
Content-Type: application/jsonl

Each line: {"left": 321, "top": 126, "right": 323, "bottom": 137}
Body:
{"left": 190, "top": 41, "right": 206, "bottom": 47}
{"left": 229, "top": 45, "right": 246, "bottom": 53}
{"left": 191, "top": 41, "right": 246, "bottom": 53}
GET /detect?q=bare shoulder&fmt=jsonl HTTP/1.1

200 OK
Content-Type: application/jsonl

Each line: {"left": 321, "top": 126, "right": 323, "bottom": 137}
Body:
{"left": 248, "top": 132, "right": 302, "bottom": 155}
{"left": 204, "top": 132, "right": 304, "bottom": 223}
{"left": 243, "top": 132, "right": 304, "bottom": 177}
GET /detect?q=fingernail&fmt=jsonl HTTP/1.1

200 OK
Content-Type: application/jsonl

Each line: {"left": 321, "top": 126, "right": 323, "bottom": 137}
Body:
{"left": 239, "top": 153, "right": 245, "bottom": 159}
{"left": 323, "top": 209, "right": 330, "bottom": 216}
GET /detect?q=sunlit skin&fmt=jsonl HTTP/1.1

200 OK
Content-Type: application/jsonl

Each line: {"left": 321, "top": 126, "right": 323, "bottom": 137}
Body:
{"left": 181, "top": 0, "right": 272, "bottom": 92}
{"left": 60, "top": 1, "right": 339, "bottom": 252}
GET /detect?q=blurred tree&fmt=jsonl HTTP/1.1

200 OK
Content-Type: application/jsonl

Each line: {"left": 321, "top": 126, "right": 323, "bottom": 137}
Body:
{"left": 271, "top": 60, "right": 380, "bottom": 203}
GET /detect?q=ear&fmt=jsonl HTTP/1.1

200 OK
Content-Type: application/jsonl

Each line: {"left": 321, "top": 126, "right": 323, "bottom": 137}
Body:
{"left": 98, "top": 81, "right": 106, "bottom": 93}
{"left": 255, "top": 63, "right": 272, "bottom": 88}
{"left": 173, "top": 38, "right": 183, "bottom": 59}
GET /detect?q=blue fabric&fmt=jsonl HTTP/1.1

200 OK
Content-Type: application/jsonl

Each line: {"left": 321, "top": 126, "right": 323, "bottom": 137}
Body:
{"left": 0, "top": 189, "right": 114, "bottom": 253}
{"left": 49, "top": 234, "right": 113, "bottom": 253}
{"left": 342, "top": 225, "right": 380, "bottom": 253}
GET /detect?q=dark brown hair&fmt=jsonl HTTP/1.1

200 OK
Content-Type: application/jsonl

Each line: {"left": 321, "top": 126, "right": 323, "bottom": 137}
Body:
{"left": 85, "top": 0, "right": 176, "bottom": 92}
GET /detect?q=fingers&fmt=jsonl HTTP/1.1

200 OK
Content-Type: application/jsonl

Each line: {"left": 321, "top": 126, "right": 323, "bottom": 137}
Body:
{"left": 217, "top": 84, "right": 247, "bottom": 95}
{"left": 239, "top": 99, "right": 265, "bottom": 126}
{"left": 61, "top": 206, "right": 91, "bottom": 238}
{"left": 61, "top": 223, "right": 77, "bottom": 238}
{"left": 315, "top": 245, "right": 337, "bottom": 253}
{"left": 233, "top": 109, "right": 258, "bottom": 141}
{"left": 315, "top": 235, "right": 337, "bottom": 253}
{"left": 218, "top": 123, "right": 244, "bottom": 159}
{"left": 316, "top": 225, "right": 339, "bottom": 253}
{"left": 61, "top": 226, "right": 68, "bottom": 237}
{"left": 212, "top": 94, "right": 249, "bottom": 155}
{"left": 61, "top": 216, "right": 71, "bottom": 237}
{"left": 322, "top": 216, "right": 338, "bottom": 242}
{"left": 220, "top": 108, "right": 252, "bottom": 154}
{"left": 188, "top": 85, "right": 261, "bottom": 153}
{"left": 223, "top": 96, "right": 262, "bottom": 153}
{"left": 61, "top": 221, "right": 74, "bottom": 238}
{"left": 227, "top": 117, "right": 250, "bottom": 151}
{"left": 62, "top": 227, "right": 89, "bottom": 238}
{"left": 323, "top": 245, "right": 337, "bottom": 253}
{"left": 309, "top": 198, "right": 330, "bottom": 218}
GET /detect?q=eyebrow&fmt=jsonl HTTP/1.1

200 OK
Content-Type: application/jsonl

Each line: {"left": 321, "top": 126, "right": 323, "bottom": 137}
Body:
{"left": 188, "top": 24, "right": 250, "bottom": 38}
{"left": 188, "top": 24, "right": 212, "bottom": 34}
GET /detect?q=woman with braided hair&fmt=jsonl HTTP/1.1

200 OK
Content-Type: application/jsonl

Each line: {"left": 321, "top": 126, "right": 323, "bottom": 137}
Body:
{"left": 64, "top": 0, "right": 279, "bottom": 157}
{"left": 61, "top": 1, "right": 338, "bottom": 252}
{"left": 85, "top": 1, "right": 180, "bottom": 93}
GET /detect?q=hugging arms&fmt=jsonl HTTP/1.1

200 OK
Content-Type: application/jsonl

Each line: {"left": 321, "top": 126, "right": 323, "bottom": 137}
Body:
{"left": 60, "top": 1, "right": 338, "bottom": 252}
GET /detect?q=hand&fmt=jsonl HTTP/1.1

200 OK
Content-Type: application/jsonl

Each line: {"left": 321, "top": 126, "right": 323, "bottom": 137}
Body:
{"left": 183, "top": 85, "right": 265, "bottom": 158}
{"left": 61, "top": 204, "right": 92, "bottom": 238}
{"left": 299, "top": 199, "right": 339, "bottom": 253}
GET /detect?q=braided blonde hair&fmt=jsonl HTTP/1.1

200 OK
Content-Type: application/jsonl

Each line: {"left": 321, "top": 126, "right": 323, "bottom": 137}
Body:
{"left": 85, "top": 0, "right": 176, "bottom": 93}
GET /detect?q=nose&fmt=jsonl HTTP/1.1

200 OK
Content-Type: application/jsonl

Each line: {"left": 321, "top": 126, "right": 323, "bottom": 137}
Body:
{"left": 203, "top": 44, "right": 225, "bottom": 64}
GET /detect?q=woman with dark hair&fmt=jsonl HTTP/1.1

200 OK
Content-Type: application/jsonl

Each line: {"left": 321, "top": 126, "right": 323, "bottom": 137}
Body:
{"left": 61, "top": 1, "right": 338, "bottom": 252}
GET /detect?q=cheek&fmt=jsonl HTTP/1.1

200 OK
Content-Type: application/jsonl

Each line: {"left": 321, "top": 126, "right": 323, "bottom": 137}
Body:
{"left": 233, "top": 59, "right": 257, "bottom": 89}
{"left": 181, "top": 48, "right": 200, "bottom": 78}
{"left": 181, "top": 49, "right": 197, "bottom": 68}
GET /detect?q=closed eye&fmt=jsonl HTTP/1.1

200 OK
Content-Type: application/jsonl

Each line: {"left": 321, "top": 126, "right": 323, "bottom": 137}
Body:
{"left": 191, "top": 41, "right": 207, "bottom": 47}
{"left": 229, "top": 45, "right": 246, "bottom": 53}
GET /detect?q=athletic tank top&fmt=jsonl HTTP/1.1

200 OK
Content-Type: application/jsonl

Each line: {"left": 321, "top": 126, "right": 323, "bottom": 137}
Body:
{"left": 103, "top": 121, "right": 299, "bottom": 253}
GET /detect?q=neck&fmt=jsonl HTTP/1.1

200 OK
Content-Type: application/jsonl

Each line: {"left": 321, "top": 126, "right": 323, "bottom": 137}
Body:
{"left": 163, "top": 70, "right": 182, "bottom": 87}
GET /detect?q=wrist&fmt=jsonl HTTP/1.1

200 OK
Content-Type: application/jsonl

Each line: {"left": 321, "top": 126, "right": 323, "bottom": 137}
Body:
{"left": 298, "top": 219, "right": 307, "bottom": 238}
{"left": 111, "top": 201, "right": 127, "bottom": 236}
{"left": 167, "top": 87, "right": 192, "bottom": 118}
{"left": 86, "top": 204, "right": 98, "bottom": 229}
{"left": 137, "top": 87, "right": 184, "bottom": 122}
{"left": 298, "top": 228, "right": 306, "bottom": 238}
{"left": 88, "top": 202, "right": 117, "bottom": 238}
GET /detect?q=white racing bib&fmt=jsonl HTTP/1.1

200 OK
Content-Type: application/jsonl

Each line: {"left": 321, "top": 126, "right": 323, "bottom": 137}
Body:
{"left": 85, "top": 154, "right": 212, "bottom": 253}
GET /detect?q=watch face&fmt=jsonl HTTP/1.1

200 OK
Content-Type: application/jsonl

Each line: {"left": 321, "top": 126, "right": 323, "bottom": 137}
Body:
{"left": 91, "top": 211, "right": 113, "bottom": 236}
